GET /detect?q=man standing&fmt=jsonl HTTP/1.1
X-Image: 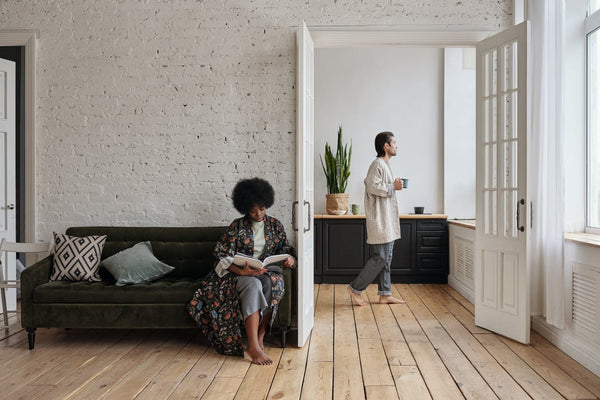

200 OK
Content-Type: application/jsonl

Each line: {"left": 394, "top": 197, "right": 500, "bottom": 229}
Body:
{"left": 347, "top": 131, "right": 405, "bottom": 306}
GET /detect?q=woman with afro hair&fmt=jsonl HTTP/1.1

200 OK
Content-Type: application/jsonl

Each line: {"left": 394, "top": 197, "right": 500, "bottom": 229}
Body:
{"left": 188, "top": 178, "right": 296, "bottom": 365}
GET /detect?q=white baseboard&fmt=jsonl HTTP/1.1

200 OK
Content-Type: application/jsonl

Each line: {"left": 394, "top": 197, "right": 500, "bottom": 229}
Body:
{"left": 532, "top": 316, "right": 600, "bottom": 377}
{"left": 447, "top": 275, "right": 474, "bottom": 304}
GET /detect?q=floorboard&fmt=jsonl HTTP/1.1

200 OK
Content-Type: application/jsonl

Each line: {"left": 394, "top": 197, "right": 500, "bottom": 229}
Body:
{"left": 1, "top": 284, "right": 599, "bottom": 400}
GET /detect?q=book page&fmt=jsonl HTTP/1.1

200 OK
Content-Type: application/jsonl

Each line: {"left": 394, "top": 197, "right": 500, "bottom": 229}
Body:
{"left": 232, "top": 253, "right": 290, "bottom": 270}
{"left": 232, "top": 254, "right": 264, "bottom": 270}
{"left": 262, "top": 254, "right": 289, "bottom": 266}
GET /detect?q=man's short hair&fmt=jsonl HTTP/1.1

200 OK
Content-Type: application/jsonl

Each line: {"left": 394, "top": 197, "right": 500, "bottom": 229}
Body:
{"left": 375, "top": 131, "right": 395, "bottom": 157}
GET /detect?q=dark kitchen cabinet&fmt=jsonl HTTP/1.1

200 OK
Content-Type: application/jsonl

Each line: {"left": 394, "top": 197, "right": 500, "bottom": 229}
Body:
{"left": 314, "top": 216, "right": 448, "bottom": 284}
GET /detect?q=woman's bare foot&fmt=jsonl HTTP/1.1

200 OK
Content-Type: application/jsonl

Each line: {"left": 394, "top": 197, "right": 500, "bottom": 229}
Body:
{"left": 247, "top": 345, "right": 273, "bottom": 365}
{"left": 258, "top": 327, "right": 266, "bottom": 350}
{"left": 347, "top": 285, "right": 367, "bottom": 306}
{"left": 258, "top": 311, "right": 272, "bottom": 351}
{"left": 379, "top": 295, "right": 405, "bottom": 304}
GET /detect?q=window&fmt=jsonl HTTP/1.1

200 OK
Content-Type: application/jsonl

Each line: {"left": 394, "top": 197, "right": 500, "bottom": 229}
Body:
{"left": 586, "top": 6, "right": 600, "bottom": 231}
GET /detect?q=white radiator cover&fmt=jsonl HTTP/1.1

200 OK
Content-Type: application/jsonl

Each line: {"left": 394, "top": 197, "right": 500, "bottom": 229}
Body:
{"left": 448, "top": 224, "right": 475, "bottom": 302}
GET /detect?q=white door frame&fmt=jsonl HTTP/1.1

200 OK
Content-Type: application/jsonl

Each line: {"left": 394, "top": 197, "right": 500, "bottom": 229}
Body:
{"left": 308, "top": 26, "right": 491, "bottom": 48}
{"left": 0, "top": 30, "right": 38, "bottom": 244}
{"left": 297, "top": 25, "right": 494, "bottom": 344}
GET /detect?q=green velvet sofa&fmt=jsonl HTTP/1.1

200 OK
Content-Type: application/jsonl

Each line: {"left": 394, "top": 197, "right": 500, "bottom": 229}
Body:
{"left": 20, "top": 226, "right": 296, "bottom": 350}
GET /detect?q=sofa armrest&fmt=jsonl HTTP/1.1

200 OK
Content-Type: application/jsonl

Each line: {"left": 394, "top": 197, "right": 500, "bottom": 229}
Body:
{"left": 20, "top": 255, "right": 52, "bottom": 328}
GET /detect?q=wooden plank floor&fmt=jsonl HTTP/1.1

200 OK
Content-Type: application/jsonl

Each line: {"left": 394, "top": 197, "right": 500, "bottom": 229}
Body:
{"left": 1, "top": 284, "right": 600, "bottom": 400}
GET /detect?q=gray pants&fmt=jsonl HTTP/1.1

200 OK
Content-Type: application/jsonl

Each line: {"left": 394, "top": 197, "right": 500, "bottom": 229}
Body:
{"left": 348, "top": 241, "right": 394, "bottom": 296}
{"left": 237, "top": 275, "right": 272, "bottom": 321}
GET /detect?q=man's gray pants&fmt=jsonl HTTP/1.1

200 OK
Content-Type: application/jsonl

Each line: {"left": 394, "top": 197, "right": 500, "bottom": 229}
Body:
{"left": 348, "top": 241, "right": 394, "bottom": 296}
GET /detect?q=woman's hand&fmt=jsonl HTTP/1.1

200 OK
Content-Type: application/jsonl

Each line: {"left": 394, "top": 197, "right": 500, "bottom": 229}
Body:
{"left": 240, "top": 262, "right": 266, "bottom": 276}
{"left": 283, "top": 256, "right": 295, "bottom": 268}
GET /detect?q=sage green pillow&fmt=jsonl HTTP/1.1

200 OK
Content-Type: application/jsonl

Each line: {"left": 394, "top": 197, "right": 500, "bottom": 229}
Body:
{"left": 100, "top": 241, "right": 174, "bottom": 286}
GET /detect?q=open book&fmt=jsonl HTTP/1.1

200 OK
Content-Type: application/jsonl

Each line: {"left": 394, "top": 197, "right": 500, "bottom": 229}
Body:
{"left": 232, "top": 253, "right": 290, "bottom": 270}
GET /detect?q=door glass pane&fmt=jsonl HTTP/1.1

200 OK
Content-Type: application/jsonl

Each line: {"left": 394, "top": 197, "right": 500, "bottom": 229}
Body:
{"left": 484, "top": 143, "right": 497, "bottom": 190}
{"left": 491, "top": 49, "right": 497, "bottom": 96}
{"left": 502, "top": 42, "right": 518, "bottom": 91}
{"left": 590, "top": 0, "right": 600, "bottom": 14}
{"left": 486, "top": 190, "right": 497, "bottom": 236}
{"left": 484, "top": 52, "right": 490, "bottom": 97}
{"left": 491, "top": 97, "right": 497, "bottom": 142}
{"left": 511, "top": 92, "right": 518, "bottom": 139}
{"left": 504, "top": 190, "right": 517, "bottom": 238}
{"left": 588, "top": 28, "right": 600, "bottom": 228}
{"left": 0, "top": 71, "right": 5, "bottom": 120}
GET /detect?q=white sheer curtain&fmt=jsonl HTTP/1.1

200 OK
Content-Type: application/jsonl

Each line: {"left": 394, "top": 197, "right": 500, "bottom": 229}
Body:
{"left": 528, "top": 0, "right": 566, "bottom": 329}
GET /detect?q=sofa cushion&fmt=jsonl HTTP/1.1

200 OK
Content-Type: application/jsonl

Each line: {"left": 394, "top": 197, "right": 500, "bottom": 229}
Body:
{"left": 50, "top": 233, "right": 107, "bottom": 282}
{"left": 65, "top": 227, "right": 228, "bottom": 279}
{"left": 100, "top": 241, "right": 175, "bottom": 286}
{"left": 33, "top": 276, "right": 205, "bottom": 304}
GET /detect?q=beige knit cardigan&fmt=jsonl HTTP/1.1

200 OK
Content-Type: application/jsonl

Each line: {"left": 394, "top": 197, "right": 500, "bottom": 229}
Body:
{"left": 363, "top": 157, "right": 401, "bottom": 244}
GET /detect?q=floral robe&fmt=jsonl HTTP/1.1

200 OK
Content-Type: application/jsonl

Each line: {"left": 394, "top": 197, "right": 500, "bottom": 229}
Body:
{"left": 188, "top": 215, "right": 296, "bottom": 356}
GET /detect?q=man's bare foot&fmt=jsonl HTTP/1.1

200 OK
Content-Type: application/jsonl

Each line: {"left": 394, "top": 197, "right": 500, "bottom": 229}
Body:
{"left": 247, "top": 345, "right": 273, "bottom": 365}
{"left": 347, "top": 285, "right": 367, "bottom": 306}
{"left": 379, "top": 295, "right": 405, "bottom": 304}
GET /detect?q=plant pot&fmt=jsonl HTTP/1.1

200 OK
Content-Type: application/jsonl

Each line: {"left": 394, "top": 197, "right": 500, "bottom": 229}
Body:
{"left": 326, "top": 193, "right": 349, "bottom": 215}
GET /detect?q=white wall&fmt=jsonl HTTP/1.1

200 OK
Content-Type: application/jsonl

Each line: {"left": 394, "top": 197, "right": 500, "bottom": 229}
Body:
{"left": 533, "top": 240, "right": 600, "bottom": 377}
{"left": 444, "top": 48, "right": 476, "bottom": 219}
{"left": 528, "top": 0, "right": 600, "bottom": 378}
{"left": 314, "top": 47, "right": 444, "bottom": 215}
{"left": 0, "top": 1, "right": 512, "bottom": 241}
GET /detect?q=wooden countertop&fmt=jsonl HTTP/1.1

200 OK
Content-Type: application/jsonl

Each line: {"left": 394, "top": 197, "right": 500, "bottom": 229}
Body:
{"left": 447, "top": 219, "right": 476, "bottom": 229}
{"left": 314, "top": 214, "right": 447, "bottom": 220}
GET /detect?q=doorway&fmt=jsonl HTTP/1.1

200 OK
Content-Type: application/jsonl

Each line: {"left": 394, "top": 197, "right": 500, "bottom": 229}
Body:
{"left": 297, "top": 24, "right": 532, "bottom": 344}
{"left": 0, "top": 30, "right": 37, "bottom": 245}
{"left": 0, "top": 29, "right": 37, "bottom": 316}
{"left": 0, "top": 46, "right": 26, "bottom": 245}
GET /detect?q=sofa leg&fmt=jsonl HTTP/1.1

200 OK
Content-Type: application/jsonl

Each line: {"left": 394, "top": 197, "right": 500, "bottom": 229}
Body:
{"left": 26, "top": 328, "right": 36, "bottom": 350}
{"left": 281, "top": 328, "right": 287, "bottom": 348}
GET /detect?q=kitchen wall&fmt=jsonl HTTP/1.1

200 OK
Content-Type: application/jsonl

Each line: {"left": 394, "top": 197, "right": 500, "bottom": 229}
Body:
{"left": 444, "top": 48, "right": 476, "bottom": 219}
{"left": 314, "top": 46, "right": 477, "bottom": 218}
{"left": 314, "top": 47, "right": 444, "bottom": 215}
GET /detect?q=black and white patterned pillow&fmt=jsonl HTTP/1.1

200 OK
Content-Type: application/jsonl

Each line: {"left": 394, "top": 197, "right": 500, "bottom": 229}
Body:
{"left": 50, "top": 233, "right": 107, "bottom": 282}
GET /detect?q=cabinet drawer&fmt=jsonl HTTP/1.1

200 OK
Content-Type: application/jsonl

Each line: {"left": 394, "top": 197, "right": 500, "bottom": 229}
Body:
{"left": 416, "top": 232, "right": 447, "bottom": 253}
{"left": 416, "top": 253, "right": 448, "bottom": 270}
{"left": 417, "top": 220, "right": 447, "bottom": 231}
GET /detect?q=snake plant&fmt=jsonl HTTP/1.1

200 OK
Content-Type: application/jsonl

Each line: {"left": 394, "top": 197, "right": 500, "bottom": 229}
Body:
{"left": 320, "top": 126, "right": 352, "bottom": 194}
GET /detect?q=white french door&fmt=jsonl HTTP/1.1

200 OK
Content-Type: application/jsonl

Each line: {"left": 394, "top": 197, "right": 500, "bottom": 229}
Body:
{"left": 0, "top": 57, "right": 17, "bottom": 314}
{"left": 295, "top": 21, "right": 315, "bottom": 347}
{"left": 475, "top": 21, "right": 531, "bottom": 344}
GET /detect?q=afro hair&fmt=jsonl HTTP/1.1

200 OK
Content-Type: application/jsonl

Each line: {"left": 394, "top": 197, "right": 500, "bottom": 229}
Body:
{"left": 231, "top": 177, "right": 275, "bottom": 215}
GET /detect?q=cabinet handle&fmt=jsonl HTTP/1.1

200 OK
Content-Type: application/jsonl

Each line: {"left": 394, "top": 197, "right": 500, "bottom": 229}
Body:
{"left": 292, "top": 201, "right": 298, "bottom": 232}
{"left": 516, "top": 198, "right": 525, "bottom": 232}
{"left": 304, "top": 200, "right": 311, "bottom": 233}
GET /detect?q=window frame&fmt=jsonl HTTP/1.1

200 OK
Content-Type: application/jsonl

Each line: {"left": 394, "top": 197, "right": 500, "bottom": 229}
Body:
{"left": 585, "top": 8, "right": 600, "bottom": 234}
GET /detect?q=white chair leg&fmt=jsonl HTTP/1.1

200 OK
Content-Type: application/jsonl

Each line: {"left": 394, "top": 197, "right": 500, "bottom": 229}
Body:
{"left": 0, "top": 287, "right": 9, "bottom": 328}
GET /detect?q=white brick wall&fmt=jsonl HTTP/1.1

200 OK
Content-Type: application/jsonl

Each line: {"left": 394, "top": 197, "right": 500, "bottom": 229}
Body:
{"left": 1, "top": 0, "right": 512, "bottom": 241}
